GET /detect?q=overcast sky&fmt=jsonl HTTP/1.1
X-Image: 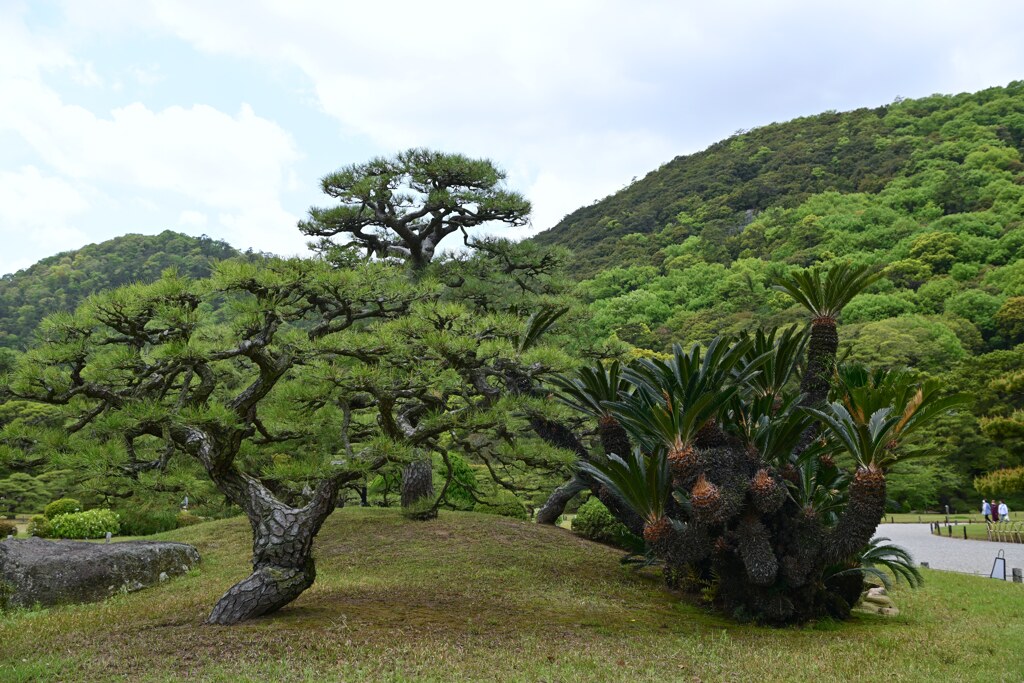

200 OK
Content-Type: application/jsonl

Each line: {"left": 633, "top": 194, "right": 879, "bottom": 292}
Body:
{"left": 3, "top": 1, "right": 1024, "bottom": 275}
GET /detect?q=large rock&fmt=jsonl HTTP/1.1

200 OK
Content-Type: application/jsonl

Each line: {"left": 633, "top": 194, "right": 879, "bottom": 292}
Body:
{"left": 0, "top": 537, "right": 200, "bottom": 609}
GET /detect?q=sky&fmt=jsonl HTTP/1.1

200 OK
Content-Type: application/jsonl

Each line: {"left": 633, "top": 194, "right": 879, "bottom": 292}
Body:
{"left": 3, "top": 1, "right": 1024, "bottom": 276}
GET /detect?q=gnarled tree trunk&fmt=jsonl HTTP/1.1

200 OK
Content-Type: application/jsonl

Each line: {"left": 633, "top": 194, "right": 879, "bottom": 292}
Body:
{"left": 536, "top": 474, "right": 589, "bottom": 525}
{"left": 200, "top": 457, "right": 342, "bottom": 625}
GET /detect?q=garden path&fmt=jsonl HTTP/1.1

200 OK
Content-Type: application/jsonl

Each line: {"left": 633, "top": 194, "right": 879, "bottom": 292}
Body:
{"left": 876, "top": 523, "right": 1024, "bottom": 578}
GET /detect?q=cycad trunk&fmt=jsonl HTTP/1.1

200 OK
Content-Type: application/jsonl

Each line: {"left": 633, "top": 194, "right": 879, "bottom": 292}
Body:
{"left": 801, "top": 321, "right": 838, "bottom": 406}
{"left": 825, "top": 465, "right": 887, "bottom": 565}
{"left": 401, "top": 458, "right": 436, "bottom": 519}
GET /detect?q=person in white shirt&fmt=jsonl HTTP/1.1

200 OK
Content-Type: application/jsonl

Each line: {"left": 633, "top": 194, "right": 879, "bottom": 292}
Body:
{"left": 998, "top": 501, "right": 1010, "bottom": 521}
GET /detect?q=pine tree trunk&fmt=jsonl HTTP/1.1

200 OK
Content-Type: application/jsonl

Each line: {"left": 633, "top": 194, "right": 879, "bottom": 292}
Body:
{"left": 536, "top": 474, "right": 589, "bottom": 525}
{"left": 401, "top": 458, "right": 436, "bottom": 518}
{"left": 207, "top": 473, "right": 339, "bottom": 625}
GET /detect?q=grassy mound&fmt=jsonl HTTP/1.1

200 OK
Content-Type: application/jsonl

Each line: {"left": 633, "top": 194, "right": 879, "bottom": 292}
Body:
{"left": 2, "top": 509, "right": 1023, "bottom": 682}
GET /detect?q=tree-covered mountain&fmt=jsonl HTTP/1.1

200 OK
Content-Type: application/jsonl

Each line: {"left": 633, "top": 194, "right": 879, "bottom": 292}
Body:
{"left": 533, "top": 81, "right": 1024, "bottom": 510}
{"left": 0, "top": 230, "right": 241, "bottom": 349}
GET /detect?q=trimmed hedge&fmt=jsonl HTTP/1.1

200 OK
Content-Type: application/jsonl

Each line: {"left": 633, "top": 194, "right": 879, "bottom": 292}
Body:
{"left": 44, "top": 498, "right": 81, "bottom": 520}
{"left": 572, "top": 497, "right": 644, "bottom": 551}
{"left": 47, "top": 509, "right": 120, "bottom": 539}
{"left": 0, "top": 520, "right": 16, "bottom": 537}
{"left": 28, "top": 515, "right": 51, "bottom": 538}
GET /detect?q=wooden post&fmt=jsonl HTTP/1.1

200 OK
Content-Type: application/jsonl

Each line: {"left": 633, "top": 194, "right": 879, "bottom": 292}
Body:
{"left": 963, "top": 527, "right": 967, "bottom": 540}
{"left": 1013, "top": 568, "right": 1022, "bottom": 584}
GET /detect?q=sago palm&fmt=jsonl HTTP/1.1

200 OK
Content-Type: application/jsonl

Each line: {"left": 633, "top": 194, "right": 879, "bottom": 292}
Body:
{"left": 580, "top": 448, "right": 673, "bottom": 547}
{"left": 775, "top": 263, "right": 879, "bottom": 405}
{"left": 614, "top": 337, "right": 755, "bottom": 478}
{"left": 549, "top": 360, "right": 633, "bottom": 457}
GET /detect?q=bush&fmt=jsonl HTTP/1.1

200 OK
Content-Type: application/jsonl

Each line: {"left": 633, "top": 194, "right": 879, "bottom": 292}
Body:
{"left": 572, "top": 497, "right": 643, "bottom": 551}
{"left": 116, "top": 508, "right": 179, "bottom": 536}
{"left": 28, "top": 514, "right": 50, "bottom": 538}
{"left": 44, "top": 498, "right": 81, "bottom": 520}
{"left": 473, "top": 492, "right": 529, "bottom": 520}
{"left": 176, "top": 510, "right": 204, "bottom": 528}
{"left": 0, "top": 520, "right": 16, "bottom": 537}
{"left": 47, "top": 509, "right": 120, "bottom": 539}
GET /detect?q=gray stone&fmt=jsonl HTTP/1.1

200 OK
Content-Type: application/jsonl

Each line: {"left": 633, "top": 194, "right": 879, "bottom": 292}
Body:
{"left": 0, "top": 537, "right": 200, "bottom": 609}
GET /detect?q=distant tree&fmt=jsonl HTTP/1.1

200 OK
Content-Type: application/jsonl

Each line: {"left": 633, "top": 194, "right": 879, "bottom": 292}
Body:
{"left": 300, "top": 149, "right": 531, "bottom": 272}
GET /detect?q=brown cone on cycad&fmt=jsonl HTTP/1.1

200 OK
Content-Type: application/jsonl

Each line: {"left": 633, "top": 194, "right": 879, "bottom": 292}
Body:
{"left": 690, "top": 474, "right": 723, "bottom": 522}
{"left": 750, "top": 468, "right": 785, "bottom": 514}
{"left": 643, "top": 516, "right": 674, "bottom": 549}
{"left": 668, "top": 443, "right": 697, "bottom": 480}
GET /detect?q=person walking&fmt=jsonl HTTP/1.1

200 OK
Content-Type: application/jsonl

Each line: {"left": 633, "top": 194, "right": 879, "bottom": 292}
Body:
{"left": 983, "top": 499, "right": 992, "bottom": 522}
{"left": 999, "top": 500, "right": 1010, "bottom": 521}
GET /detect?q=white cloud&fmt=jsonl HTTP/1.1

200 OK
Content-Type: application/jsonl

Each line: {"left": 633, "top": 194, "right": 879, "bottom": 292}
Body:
{"left": 0, "top": 166, "right": 92, "bottom": 270}
{"left": 0, "top": 5, "right": 309, "bottom": 272}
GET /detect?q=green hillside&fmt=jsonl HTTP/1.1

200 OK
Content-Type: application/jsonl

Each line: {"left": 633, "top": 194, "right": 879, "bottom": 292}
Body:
{"left": 531, "top": 82, "right": 1024, "bottom": 509}
{"left": 534, "top": 82, "right": 1024, "bottom": 278}
{"left": 0, "top": 231, "right": 241, "bottom": 349}
{"left": 2, "top": 509, "right": 1023, "bottom": 682}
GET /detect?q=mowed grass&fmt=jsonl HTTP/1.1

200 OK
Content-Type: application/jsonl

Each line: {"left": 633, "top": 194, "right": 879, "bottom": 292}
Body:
{"left": 2, "top": 509, "right": 1024, "bottom": 682}
{"left": 884, "top": 513, "right": 983, "bottom": 524}
{"left": 929, "top": 522, "right": 1024, "bottom": 542}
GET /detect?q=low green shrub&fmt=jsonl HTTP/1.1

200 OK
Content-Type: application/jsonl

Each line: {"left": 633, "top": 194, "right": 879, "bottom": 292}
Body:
{"left": 473, "top": 492, "right": 529, "bottom": 520}
{"left": 176, "top": 510, "right": 204, "bottom": 528}
{"left": 117, "top": 508, "right": 179, "bottom": 536}
{"left": 572, "top": 497, "right": 644, "bottom": 551}
{"left": 43, "top": 498, "right": 81, "bottom": 520}
{"left": 28, "top": 515, "right": 50, "bottom": 538}
{"left": 0, "top": 520, "right": 16, "bottom": 537}
{"left": 47, "top": 509, "right": 120, "bottom": 539}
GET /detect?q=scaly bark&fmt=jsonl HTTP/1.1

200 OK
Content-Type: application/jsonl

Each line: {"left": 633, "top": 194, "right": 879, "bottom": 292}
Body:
{"left": 400, "top": 458, "right": 436, "bottom": 518}
{"left": 823, "top": 465, "right": 886, "bottom": 565}
{"left": 206, "top": 471, "right": 341, "bottom": 625}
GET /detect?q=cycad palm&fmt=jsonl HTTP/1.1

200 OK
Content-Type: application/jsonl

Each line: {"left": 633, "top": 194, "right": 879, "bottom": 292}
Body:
{"left": 808, "top": 371, "right": 966, "bottom": 563}
{"left": 775, "top": 263, "right": 879, "bottom": 405}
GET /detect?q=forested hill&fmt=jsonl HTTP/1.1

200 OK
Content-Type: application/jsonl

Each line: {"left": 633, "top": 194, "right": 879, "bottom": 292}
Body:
{"left": 0, "top": 231, "right": 240, "bottom": 349}
{"left": 533, "top": 82, "right": 1024, "bottom": 278}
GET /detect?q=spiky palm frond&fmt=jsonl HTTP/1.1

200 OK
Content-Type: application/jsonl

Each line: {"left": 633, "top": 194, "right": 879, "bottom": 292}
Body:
{"left": 612, "top": 337, "right": 759, "bottom": 451}
{"left": 832, "top": 365, "right": 969, "bottom": 454}
{"left": 579, "top": 449, "right": 670, "bottom": 525}
{"left": 806, "top": 401, "right": 900, "bottom": 470}
{"left": 610, "top": 385, "right": 739, "bottom": 454}
{"left": 737, "top": 326, "right": 807, "bottom": 400}
{"left": 827, "top": 537, "right": 923, "bottom": 591}
{"left": 775, "top": 263, "right": 880, "bottom": 323}
{"left": 548, "top": 360, "right": 631, "bottom": 419}
{"left": 741, "top": 395, "right": 818, "bottom": 468}
{"left": 788, "top": 441, "right": 847, "bottom": 521}
{"left": 517, "top": 305, "right": 569, "bottom": 353}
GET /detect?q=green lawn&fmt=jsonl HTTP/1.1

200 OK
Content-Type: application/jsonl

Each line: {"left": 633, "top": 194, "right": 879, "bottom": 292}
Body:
{"left": 929, "top": 522, "right": 1024, "bottom": 542}
{"left": 884, "top": 513, "right": 984, "bottom": 524}
{"left": 2, "top": 508, "right": 1024, "bottom": 682}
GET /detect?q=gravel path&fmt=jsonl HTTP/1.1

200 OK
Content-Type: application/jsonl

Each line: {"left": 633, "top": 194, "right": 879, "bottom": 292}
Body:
{"left": 876, "top": 523, "right": 1024, "bottom": 578}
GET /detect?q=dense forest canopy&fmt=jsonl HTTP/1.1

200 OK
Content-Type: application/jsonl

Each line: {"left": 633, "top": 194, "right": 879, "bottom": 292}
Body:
{"left": 530, "top": 82, "right": 1024, "bottom": 511}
